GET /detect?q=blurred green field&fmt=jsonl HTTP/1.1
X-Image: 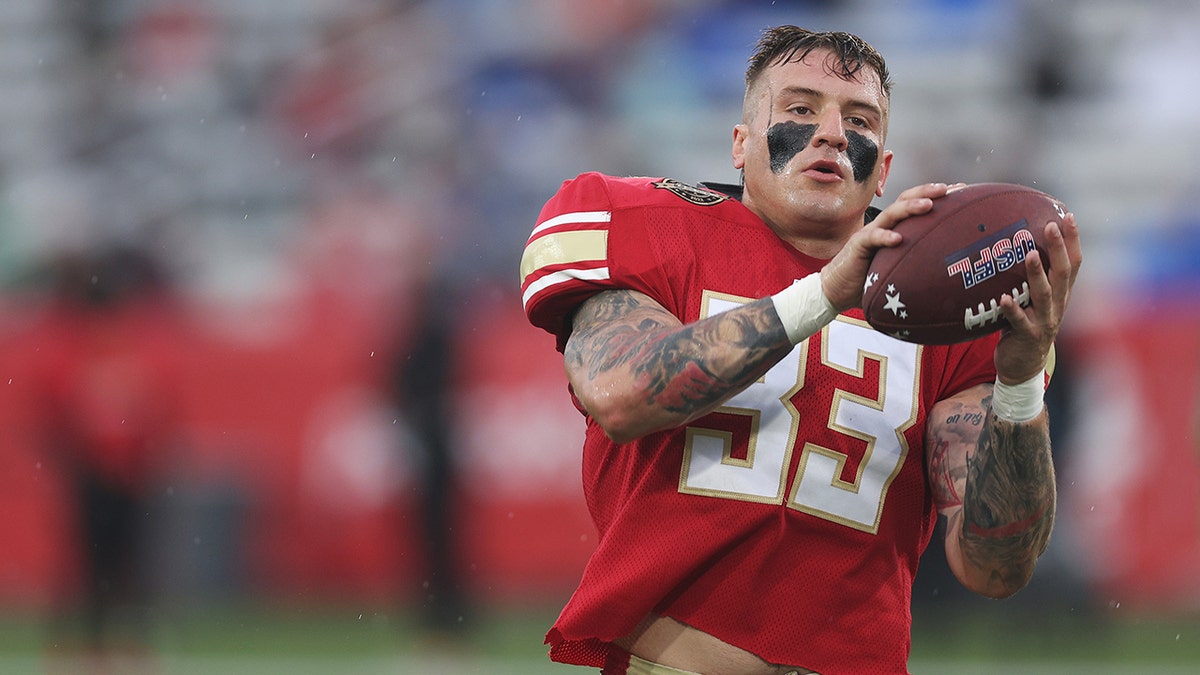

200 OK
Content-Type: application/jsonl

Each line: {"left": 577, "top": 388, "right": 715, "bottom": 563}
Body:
{"left": 2, "top": 603, "right": 1198, "bottom": 674}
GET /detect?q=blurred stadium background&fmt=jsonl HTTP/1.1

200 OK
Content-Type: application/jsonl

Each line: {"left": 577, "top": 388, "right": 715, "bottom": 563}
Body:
{"left": 0, "top": 0, "right": 1197, "bottom": 673}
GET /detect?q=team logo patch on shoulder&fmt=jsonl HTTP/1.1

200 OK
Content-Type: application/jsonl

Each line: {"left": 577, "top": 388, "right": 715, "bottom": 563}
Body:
{"left": 653, "top": 178, "right": 729, "bottom": 206}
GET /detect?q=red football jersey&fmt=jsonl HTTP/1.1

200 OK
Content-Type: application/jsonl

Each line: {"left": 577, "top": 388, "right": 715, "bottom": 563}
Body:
{"left": 520, "top": 173, "right": 998, "bottom": 674}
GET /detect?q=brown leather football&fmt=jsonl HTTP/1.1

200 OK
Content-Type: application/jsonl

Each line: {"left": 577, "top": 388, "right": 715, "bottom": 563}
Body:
{"left": 862, "top": 183, "right": 1068, "bottom": 344}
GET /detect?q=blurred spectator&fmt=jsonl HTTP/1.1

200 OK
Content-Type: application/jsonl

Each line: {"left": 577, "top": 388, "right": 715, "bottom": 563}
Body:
{"left": 392, "top": 277, "right": 473, "bottom": 638}
{"left": 32, "top": 245, "right": 184, "bottom": 668}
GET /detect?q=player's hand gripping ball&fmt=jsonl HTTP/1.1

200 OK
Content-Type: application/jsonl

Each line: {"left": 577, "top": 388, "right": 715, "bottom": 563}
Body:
{"left": 862, "top": 183, "right": 1068, "bottom": 345}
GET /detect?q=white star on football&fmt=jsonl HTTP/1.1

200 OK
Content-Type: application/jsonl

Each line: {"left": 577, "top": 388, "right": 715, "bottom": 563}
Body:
{"left": 886, "top": 283, "right": 896, "bottom": 294}
{"left": 863, "top": 272, "right": 879, "bottom": 292}
{"left": 884, "top": 291, "right": 906, "bottom": 316}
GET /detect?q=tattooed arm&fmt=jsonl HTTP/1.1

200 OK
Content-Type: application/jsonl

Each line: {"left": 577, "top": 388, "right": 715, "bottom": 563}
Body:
{"left": 563, "top": 289, "right": 794, "bottom": 443}
{"left": 926, "top": 212, "right": 1079, "bottom": 598}
{"left": 925, "top": 382, "right": 1056, "bottom": 598}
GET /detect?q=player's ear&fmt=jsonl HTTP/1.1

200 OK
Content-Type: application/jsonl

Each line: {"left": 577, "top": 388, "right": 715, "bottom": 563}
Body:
{"left": 875, "top": 149, "right": 894, "bottom": 197}
{"left": 732, "top": 124, "right": 748, "bottom": 170}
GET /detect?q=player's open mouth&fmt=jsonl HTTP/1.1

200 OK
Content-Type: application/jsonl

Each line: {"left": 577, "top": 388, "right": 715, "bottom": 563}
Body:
{"left": 803, "top": 160, "right": 843, "bottom": 181}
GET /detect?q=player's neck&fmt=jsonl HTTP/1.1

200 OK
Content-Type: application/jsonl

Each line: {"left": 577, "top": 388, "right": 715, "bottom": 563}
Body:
{"left": 742, "top": 194, "right": 863, "bottom": 260}
{"left": 765, "top": 217, "right": 857, "bottom": 261}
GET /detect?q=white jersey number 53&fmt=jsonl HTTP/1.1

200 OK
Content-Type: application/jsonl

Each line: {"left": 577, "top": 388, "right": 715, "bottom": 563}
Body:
{"left": 680, "top": 294, "right": 920, "bottom": 534}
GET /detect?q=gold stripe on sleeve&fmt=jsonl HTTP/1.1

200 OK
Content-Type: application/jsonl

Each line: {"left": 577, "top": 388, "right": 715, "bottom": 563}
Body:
{"left": 520, "top": 229, "right": 609, "bottom": 281}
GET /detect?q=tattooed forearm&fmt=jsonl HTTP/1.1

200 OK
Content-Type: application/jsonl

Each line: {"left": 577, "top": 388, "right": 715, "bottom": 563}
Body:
{"left": 564, "top": 290, "right": 794, "bottom": 437}
{"left": 632, "top": 303, "right": 792, "bottom": 414}
{"left": 925, "top": 396, "right": 989, "bottom": 510}
{"left": 926, "top": 438, "right": 963, "bottom": 508}
{"left": 959, "top": 408, "right": 1056, "bottom": 596}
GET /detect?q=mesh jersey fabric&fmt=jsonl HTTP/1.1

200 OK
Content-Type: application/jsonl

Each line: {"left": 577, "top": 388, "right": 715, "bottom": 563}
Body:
{"left": 520, "top": 173, "right": 999, "bottom": 674}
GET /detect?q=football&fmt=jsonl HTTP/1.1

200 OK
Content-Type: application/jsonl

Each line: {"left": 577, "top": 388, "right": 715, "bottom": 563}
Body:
{"left": 862, "top": 182, "right": 1068, "bottom": 345}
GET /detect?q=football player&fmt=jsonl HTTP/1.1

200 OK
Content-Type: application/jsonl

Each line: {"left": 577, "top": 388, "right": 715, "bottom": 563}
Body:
{"left": 520, "top": 26, "right": 1081, "bottom": 674}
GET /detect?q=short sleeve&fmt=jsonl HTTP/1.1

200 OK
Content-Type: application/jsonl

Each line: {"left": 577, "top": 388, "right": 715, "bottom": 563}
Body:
{"left": 519, "top": 172, "right": 618, "bottom": 348}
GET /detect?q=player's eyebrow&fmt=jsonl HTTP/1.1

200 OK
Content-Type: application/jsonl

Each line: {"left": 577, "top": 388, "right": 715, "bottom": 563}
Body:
{"left": 777, "top": 85, "right": 883, "bottom": 122}
{"left": 778, "top": 85, "right": 822, "bottom": 101}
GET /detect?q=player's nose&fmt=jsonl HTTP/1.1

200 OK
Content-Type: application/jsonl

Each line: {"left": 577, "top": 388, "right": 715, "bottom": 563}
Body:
{"left": 812, "top": 109, "right": 848, "bottom": 150}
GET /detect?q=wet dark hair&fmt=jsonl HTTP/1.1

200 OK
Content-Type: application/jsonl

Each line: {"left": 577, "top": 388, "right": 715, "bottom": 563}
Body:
{"left": 745, "top": 25, "right": 892, "bottom": 98}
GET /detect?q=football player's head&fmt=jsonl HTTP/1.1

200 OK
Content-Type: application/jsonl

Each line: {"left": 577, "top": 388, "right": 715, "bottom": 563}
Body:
{"left": 733, "top": 27, "right": 893, "bottom": 242}
{"left": 743, "top": 27, "right": 892, "bottom": 104}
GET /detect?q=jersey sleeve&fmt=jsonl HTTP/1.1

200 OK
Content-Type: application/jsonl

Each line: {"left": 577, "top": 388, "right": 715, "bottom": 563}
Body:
{"left": 520, "top": 172, "right": 676, "bottom": 351}
{"left": 519, "top": 172, "right": 617, "bottom": 348}
{"left": 936, "top": 332, "right": 1000, "bottom": 400}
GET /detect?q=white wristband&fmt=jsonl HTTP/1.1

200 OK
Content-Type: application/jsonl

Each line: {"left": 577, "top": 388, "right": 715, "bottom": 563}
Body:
{"left": 770, "top": 273, "right": 837, "bottom": 345}
{"left": 991, "top": 373, "right": 1045, "bottom": 423}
